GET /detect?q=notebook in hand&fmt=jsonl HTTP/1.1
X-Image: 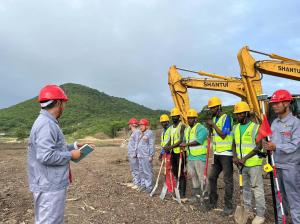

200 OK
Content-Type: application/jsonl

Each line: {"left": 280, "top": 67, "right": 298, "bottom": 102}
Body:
{"left": 72, "top": 144, "right": 94, "bottom": 163}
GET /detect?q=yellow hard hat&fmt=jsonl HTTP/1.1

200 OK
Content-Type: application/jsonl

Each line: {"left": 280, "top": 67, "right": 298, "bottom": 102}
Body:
{"left": 187, "top": 109, "right": 198, "bottom": 118}
{"left": 208, "top": 97, "right": 222, "bottom": 108}
{"left": 170, "top": 107, "right": 181, "bottom": 117}
{"left": 233, "top": 101, "right": 250, "bottom": 113}
{"left": 160, "top": 114, "right": 170, "bottom": 122}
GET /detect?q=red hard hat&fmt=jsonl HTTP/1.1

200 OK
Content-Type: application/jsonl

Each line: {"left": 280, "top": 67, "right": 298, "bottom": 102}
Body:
{"left": 139, "top": 118, "right": 150, "bottom": 126}
{"left": 128, "top": 118, "right": 138, "bottom": 125}
{"left": 270, "top": 89, "right": 292, "bottom": 103}
{"left": 38, "top": 85, "right": 68, "bottom": 102}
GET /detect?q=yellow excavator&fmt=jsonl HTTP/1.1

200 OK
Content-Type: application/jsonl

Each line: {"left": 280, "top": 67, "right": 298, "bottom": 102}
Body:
{"left": 168, "top": 46, "right": 300, "bottom": 124}
{"left": 168, "top": 46, "right": 300, "bottom": 223}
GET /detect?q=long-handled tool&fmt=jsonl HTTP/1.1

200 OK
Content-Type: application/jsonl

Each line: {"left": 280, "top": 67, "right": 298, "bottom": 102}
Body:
{"left": 174, "top": 152, "right": 182, "bottom": 204}
{"left": 200, "top": 136, "right": 211, "bottom": 206}
{"left": 234, "top": 165, "right": 248, "bottom": 224}
{"left": 150, "top": 158, "right": 165, "bottom": 197}
{"left": 160, "top": 156, "right": 168, "bottom": 200}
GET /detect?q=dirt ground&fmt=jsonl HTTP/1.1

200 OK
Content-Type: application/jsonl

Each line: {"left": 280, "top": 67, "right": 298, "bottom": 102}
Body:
{"left": 0, "top": 143, "right": 278, "bottom": 224}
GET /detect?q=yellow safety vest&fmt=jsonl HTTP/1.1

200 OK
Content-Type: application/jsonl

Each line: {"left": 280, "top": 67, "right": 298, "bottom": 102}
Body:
{"left": 234, "top": 121, "right": 262, "bottom": 167}
{"left": 161, "top": 126, "right": 171, "bottom": 147}
{"left": 171, "top": 122, "right": 184, "bottom": 154}
{"left": 212, "top": 114, "right": 233, "bottom": 153}
{"left": 185, "top": 123, "right": 207, "bottom": 156}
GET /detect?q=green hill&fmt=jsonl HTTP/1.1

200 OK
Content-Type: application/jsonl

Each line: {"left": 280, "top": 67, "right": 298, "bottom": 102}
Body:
{"left": 0, "top": 83, "right": 167, "bottom": 139}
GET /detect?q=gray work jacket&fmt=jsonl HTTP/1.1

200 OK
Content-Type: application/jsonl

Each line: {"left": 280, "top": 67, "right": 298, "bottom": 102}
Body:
{"left": 270, "top": 113, "right": 300, "bottom": 169}
{"left": 128, "top": 129, "right": 140, "bottom": 158}
{"left": 27, "top": 110, "right": 75, "bottom": 192}
{"left": 136, "top": 129, "right": 155, "bottom": 158}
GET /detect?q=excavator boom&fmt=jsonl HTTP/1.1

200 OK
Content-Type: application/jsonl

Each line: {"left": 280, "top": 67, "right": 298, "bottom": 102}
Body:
{"left": 182, "top": 78, "right": 246, "bottom": 99}
{"left": 255, "top": 60, "right": 300, "bottom": 81}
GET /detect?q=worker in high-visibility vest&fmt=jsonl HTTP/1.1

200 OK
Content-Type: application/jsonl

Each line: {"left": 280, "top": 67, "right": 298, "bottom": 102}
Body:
{"left": 263, "top": 89, "right": 300, "bottom": 224}
{"left": 180, "top": 109, "right": 208, "bottom": 203}
{"left": 205, "top": 96, "right": 234, "bottom": 215}
{"left": 159, "top": 114, "right": 175, "bottom": 193}
{"left": 232, "top": 102, "right": 266, "bottom": 224}
{"left": 163, "top": 108, "right": 186, "bottom": 199}
{"left": 159, "top": 114, "right": 171, "bottom": 160}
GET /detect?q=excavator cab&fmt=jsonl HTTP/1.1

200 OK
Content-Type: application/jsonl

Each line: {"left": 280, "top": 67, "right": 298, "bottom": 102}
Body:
{"left": 291, "top": 95, "right": 300, "bottom": 118}
{"left": 267, "top": 95, "right": 300, "bottom": 124}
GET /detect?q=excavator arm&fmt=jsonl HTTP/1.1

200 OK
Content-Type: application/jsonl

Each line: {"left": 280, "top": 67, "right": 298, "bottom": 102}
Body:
{"left": 168, "top": 65, "right": 250, "bottom": 123}
{"left": 238, "top": 46, "right": 300, "bottom": 118}
{"left": 168, "top": 66, "right": 190, "bottom": 124}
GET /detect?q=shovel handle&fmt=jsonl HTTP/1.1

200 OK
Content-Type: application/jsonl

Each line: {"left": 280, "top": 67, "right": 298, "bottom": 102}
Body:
{"left": 155, "top": 159, "right": 165, "bottom": 185}
{"left": 164, "top": 156, "right": 167, "bottom": 175}
{"left": 204, "top": 137, "right": 211, "bottom": 177}
{"left": 177, "top": 152, "right": 182, "bottom": 180}
{"left": 170, "top": 167, "right": 174, "bottom": 192}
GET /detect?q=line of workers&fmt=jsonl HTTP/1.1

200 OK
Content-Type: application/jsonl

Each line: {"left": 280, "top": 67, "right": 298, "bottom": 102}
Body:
{"left": 126, "top": 89, "right": 300, "bottom": 224}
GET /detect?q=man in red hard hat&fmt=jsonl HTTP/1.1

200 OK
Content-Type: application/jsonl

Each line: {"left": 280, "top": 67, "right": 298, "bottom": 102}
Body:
{"left": 136, "top": 119, "right": 155, "bottom": 193}
{"left": 28, "top": 84, "right": 92, "bottom": 223}
{"left": 263, "top": 89, "right": 300, "bottom": 224}
{"left": 126, "top": 118, "right": 141, "bottom": 189}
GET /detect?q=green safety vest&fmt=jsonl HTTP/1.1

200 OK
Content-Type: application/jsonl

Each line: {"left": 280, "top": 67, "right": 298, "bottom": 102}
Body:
{"left": 234, "top": 121, "right": 262, "bottom": 167}
{"left": 170, "top": 122, "right": 184, "bottom": 154}
{"left": 212, "top": 114, "right": 233, "bottom": 153}
{"left": 185, "top": 123, "right": 207, "bottom": 156}
{"left": 161, "top": 126, "right": 171, "bottom": 147}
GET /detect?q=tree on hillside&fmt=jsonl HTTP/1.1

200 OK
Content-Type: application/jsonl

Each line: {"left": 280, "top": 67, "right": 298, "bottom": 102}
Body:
{"left": 16, "top": 128, "right": 28, "bottom": 141}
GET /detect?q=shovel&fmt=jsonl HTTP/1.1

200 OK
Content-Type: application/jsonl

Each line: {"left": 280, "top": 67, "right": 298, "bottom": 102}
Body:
{"left": 174, "top": 152, "right": 182, "bottom": 204}
{"left": 234, "top": 166, "right": 248, "bottom": 224}
{"left": 160, "top": 156, "right": 168, "bottom": 200}
{"left": 150, "top": 158, "right": 165, "bottom": 197}
{"left": 200, "top": 136, "right": 211, "bottom": 207}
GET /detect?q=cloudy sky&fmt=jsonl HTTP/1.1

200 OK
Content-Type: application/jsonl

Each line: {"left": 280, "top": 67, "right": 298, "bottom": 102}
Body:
{"left": 0, "top": 0, "right": 300, "bottom": 111}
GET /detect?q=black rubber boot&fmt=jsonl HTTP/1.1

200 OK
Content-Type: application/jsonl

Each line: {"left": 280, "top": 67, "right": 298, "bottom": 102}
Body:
{"left": 222, "top": 202, "right": 233, "bottom": 216}
{"left": 205, "top": 195, "right": 217, "bottom": 211}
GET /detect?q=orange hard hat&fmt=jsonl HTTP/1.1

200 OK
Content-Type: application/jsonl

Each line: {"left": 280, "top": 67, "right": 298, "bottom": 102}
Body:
{"left": 38, "top": 84, "right": 68, "bottom": 102}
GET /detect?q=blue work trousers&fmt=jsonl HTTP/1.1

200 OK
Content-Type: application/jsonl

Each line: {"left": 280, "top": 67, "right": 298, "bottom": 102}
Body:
{"left": 275, "top": 167, "right": 300, "bottom": 224}
{"left": 138, "top": 157, "right": 153, "bottom": 190}
{"left": 33, "top": 188, "right": 67, "bottom": 224}
{"left": 129, "top": 157, "right": 140, "bottom": 186}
